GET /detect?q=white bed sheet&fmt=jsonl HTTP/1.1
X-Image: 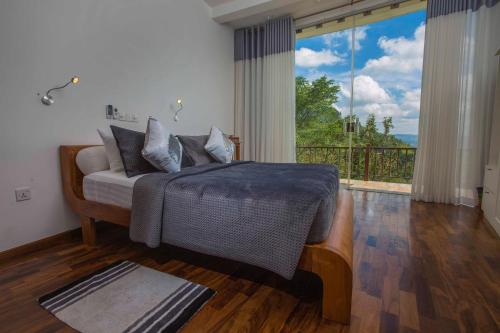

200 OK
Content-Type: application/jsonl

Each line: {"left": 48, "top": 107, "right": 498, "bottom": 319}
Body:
{"left": 83, "top": 170, "right": 147, "bottom": 209}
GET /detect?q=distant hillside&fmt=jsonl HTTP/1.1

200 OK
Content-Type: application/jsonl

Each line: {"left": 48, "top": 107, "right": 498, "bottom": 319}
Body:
{"left": 394, "top": 134, "right": 418, "bottom": 147}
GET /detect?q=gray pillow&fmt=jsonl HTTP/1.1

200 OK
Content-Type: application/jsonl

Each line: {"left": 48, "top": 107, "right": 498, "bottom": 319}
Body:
{"left": 110, "top": 125, "right": 157, "bottom": 177}
{"left": 142, "top": 118, "right": 182, "bottom": 173}
{"left": 204, "top": 126, "right": 234, "bottom": 163}
{"left": 177, "top": 135, "right": 215, "bottom": 167}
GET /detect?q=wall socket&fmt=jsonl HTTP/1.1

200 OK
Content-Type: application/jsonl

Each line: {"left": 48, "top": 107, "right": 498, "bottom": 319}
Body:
{"left": 15, "top": 187, "right": 31, "bottom": 202}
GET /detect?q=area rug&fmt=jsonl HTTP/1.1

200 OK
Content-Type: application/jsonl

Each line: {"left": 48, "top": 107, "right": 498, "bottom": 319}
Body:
{"left": 38, "top": 260, "right": 215, "bottom": 333}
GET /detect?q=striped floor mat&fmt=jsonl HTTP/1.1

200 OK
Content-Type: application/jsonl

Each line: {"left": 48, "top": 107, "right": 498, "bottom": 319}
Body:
{"left": 39, "top": 260, "right": 215, "bottom": 333}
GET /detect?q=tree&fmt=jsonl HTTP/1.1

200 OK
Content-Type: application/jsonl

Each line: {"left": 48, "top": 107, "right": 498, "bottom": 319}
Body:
{"left": 296, "top": 75, "right": 341, "bottom": 129}
{"left": 382, "top": 117, "right": 394, "bottom": 138}
{"left": 363, "top": 114, "right": 377, "bottom": 146}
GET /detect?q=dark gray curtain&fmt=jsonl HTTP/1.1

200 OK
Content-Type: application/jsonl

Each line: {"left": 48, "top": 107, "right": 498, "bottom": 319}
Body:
{"left": 234, "top": 16, "right": 294, "bottom": 61}
{"left": 428, "top": 0, "right": 499, "bottom": 18}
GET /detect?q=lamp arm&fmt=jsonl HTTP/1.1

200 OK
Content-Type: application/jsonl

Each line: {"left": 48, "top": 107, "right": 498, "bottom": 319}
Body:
{"left": 174, "top": 103, "right": 183, "bottom": 117}
{"left": 45, "top": 80, "right": 73, "bottom": 96}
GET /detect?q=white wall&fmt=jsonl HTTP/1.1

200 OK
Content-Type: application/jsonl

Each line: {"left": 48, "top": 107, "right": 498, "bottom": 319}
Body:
{"left": 0, "top": 0, "right": 234, "bottom": 251}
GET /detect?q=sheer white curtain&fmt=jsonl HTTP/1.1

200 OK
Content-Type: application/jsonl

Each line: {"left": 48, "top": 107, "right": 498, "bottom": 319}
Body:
{"left": 234, "top": 16, "right": 296, "bottom": 163}
{"left": 412, "top": 0, "right": 500, "bottom": 206}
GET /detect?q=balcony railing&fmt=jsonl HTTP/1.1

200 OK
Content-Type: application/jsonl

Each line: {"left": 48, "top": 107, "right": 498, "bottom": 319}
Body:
{"left": 296, "top": 146, "right": 417, "bottom": 184}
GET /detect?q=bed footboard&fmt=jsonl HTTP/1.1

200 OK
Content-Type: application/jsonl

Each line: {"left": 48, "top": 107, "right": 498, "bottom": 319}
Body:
{"left": 298, "top": 190, "right": 354, "bottom": 324}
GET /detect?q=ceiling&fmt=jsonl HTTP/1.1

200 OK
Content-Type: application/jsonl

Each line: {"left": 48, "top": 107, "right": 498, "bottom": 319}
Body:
{"left": 203, "top": 0, "right": 383, "bottom": 28}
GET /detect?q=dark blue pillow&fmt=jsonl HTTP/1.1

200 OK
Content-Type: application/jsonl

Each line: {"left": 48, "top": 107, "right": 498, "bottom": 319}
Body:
{"left": 110, "top": 125, "right": 157, "bottom": 177}
{"left": 177, "top": 135, "right": 215, "bottom": 168}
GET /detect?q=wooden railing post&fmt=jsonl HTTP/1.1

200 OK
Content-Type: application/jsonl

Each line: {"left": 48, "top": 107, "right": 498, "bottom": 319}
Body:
{"left": 364, "top": 146, "right": 370, "bottom": 181}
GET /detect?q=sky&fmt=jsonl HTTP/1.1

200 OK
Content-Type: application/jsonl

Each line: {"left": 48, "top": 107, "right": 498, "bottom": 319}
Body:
{"left": 295, "top": 10, "right": 426, "bottom": 135}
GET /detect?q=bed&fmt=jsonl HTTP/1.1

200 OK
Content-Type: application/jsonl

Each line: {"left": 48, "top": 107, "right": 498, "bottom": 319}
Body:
{"left": 60, "top": 138, "right": 353, "bottom": 324}
{"left": 83, "top": 168, "right": 335, "bottom": 245}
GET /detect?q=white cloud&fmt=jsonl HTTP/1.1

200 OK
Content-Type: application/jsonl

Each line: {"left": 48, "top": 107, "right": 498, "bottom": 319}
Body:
{"left": 352, "top": 75, "right": 392, "bottom": 104}
{"left": 355, "top": 102, "right": 408, "bottom": 118}
{"left": 393, "top": 118, "right": 419, "bottom": 135}
{"left": 323, "top": 26, "right": 369, "bottom": 50}
{"left": 298, "top": 24, "right": 425, "bottom": 134}
{"left": 302, "top": 68, "right": 326, "bottom": 82}
{"left": 332, "top": 103, "right": 345, "bottom": 114}
{"left": 361, "top": 24, "right": 425, "bottom": 91}
{"left": 353, "top": 25, "right": 425, "bottom": 133}
{"left": 339, "top": 75, "right": 410, "bottom": 120}
{"left": 295, "top": 47, "right": 343, "bottom": 68}
{"left": 401, "top": 89, "right": 421, "bottom": 117}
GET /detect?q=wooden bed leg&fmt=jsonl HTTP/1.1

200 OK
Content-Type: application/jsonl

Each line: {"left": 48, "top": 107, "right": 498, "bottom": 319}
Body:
{"left": 313, "top": 252, "right": 353, "bottom": 324}
{"left": 80, "top": 216, "right": 96, "bottom": 247}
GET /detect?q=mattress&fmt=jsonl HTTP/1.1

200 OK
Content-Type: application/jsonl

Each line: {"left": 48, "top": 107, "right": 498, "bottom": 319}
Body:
{"left": 83, "top": 169, "right": 336, "bottom": 244}
{"left": 83, "top": 170, "right": 146, "bottom": 209}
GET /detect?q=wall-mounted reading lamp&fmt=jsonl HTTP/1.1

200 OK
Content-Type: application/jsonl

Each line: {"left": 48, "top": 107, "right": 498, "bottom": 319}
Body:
{"left": 40, "top": 76, "right": 80, "bottom": 105}
{"left": 173, "top": 98, "right": 183, "bottom": 122}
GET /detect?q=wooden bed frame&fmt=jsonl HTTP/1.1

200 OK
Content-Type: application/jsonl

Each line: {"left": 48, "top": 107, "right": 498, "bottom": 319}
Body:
{"left": 59, "top": 138, "right": 353, "bottom": 324}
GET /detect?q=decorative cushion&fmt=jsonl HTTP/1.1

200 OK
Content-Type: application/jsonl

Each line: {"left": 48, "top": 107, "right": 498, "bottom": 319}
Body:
{"left": 97, "top": 128, "right": 124, "bottom": 172}
{"left": 204, "top": 126, "right": 234, "bottom": 163}
{"left": 110, "top": 125, "right": 158, "bottom": 177}
{"left": 76, "top": 146, "right": 110, "bottom": 175}
{"left": 142, "top": 118, "right": 182, "bottom": 173}
{"left": 177, "top": 135, "right": 215, "bottom": 167}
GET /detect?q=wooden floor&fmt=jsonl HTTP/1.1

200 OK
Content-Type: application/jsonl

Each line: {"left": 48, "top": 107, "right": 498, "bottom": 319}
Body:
{"left": 0, "top": 191, "right": 499, "bottom": 333}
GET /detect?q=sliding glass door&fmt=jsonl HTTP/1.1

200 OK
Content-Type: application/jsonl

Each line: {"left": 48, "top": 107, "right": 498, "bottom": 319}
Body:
{"left": 295, "top": 0, "right": 426, "bottom": 193}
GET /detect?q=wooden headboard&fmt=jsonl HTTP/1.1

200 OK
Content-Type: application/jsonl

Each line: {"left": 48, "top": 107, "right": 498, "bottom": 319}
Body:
{"left": 60, "top": 136, "right": 240, "bottom": 226}
{"left": 60, "top": 136, "right": 241, "bottom": 211}
{"left": 60, "top": 145, "right": 96, "bottom": 201}
{"left": 228, "top": 135, "right": 241, "bottom": 161}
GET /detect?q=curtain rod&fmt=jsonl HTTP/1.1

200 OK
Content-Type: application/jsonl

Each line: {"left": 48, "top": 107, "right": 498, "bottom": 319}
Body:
{"left": 295, "top": 0, "right": 367, "bottom": 21}
{"left": 294, "top": 0, "right": 422, "bottom": 31}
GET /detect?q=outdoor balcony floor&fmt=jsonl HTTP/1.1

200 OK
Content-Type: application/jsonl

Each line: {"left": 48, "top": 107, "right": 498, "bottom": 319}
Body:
{"left": 340, "top": 179, "right": 412, "bottom": 194}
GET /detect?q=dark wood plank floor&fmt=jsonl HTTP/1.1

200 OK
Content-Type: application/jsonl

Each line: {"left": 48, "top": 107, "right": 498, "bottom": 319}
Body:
{"left": 1, "top": 191, "right": 499, "bottom": 333}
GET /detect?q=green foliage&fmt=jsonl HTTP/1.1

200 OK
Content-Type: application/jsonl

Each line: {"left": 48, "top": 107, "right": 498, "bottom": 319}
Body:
{"left": 296, "top": 76, "right": 341, "bottom": 130}
{"left": 363, "top": 114, "right": 377, "bottom": 146}
{"left": 382, "top": 117, "right": 394, "bottom": 137}
{"left": 295, "top": 76, "right": 415, "bottom": 184}
{"left": 295, "top": 75, "right": 409, "bottom": 148}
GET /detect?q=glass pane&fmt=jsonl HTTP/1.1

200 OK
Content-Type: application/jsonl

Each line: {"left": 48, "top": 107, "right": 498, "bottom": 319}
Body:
{"left": 348, "top": 10, "right": 426, "bottom": 193}
{"left": 295, "top": 6, "right": 426, "bottom": 194}
{"left": 295, "top": 23, "right": 354, "bottom": 185}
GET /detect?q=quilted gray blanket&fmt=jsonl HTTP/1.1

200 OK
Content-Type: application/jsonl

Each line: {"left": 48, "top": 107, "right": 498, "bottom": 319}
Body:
{"left": 130, "top": 162, "right": 339, "bottom": 279}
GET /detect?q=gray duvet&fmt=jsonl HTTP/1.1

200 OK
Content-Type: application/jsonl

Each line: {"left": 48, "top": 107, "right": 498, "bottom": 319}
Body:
{"left": 130, "top": 161, "right": 339, "bottom": 279}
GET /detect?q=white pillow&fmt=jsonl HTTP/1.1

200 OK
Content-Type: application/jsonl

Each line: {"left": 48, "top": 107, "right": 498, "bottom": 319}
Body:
{"left": 142, "top": 117, "right": 183, "bottom": 173}
{"left": 98, "top": 127, "right": 124, "bottom": 172}
{"left": 76, "top": 146, "right": 110, "bottom": 175}
{"left": 204, "top": 126, "right": 234, "bottom": 163}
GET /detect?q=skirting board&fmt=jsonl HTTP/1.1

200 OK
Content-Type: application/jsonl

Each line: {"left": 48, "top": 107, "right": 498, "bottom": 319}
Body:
{"left": 485, "top": 216, "right": 500, "bottom": 238}
{"left": 0, "top": 228, "right": 81, "bottom": 263}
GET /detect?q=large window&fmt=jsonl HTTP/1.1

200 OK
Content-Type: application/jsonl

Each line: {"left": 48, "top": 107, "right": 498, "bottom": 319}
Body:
{"left": 295, "top": 1, "right": 426, "bottom": 193}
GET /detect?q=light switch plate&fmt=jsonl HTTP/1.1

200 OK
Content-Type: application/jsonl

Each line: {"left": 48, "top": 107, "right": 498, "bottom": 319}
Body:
{"left": 106, "top": 105, "right": 114, "bottom": 119}
{"left": 15, "top": 187, "right": 31, "bottom": 201}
